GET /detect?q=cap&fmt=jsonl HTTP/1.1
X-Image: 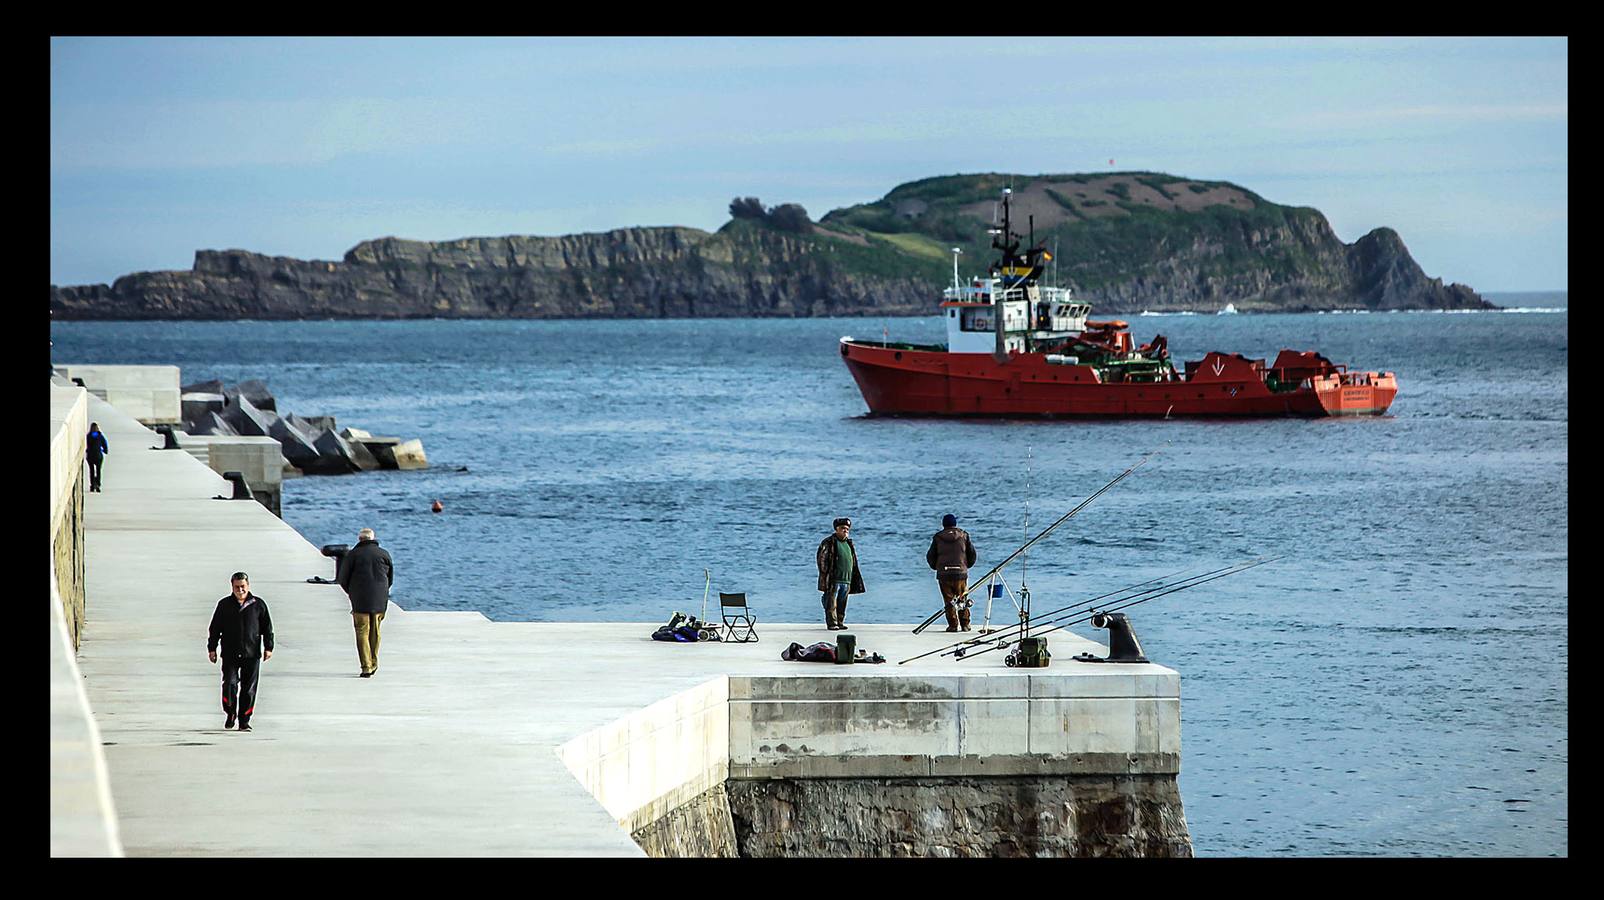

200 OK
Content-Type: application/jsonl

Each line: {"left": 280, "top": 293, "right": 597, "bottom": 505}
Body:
{"left": 833, "top": 517, "right": 852, "bottom": 528}
{"left": 942, "top": 514, "right": 957, "bottom": 527}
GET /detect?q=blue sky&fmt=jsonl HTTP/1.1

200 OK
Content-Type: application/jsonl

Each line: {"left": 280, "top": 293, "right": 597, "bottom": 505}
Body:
{"left": 50, "top": 37, "right": 1567, "bottom": 292}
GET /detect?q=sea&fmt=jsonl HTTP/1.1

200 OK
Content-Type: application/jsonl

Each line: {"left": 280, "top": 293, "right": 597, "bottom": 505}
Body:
{"left": 49, "top": 291, "right": 1568, "bottom": 857}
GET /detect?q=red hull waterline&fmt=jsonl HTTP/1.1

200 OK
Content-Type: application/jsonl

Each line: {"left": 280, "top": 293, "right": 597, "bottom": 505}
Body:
{"left": 840, "top": 340, "right": 1398, "bottom": 418}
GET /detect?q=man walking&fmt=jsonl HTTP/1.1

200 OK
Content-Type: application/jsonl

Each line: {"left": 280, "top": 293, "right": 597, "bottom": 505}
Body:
{"left": 86, "top": 421, "right": 108, "bottom": 492}
{"left": 815, "top": 516, "right": 865, "bottom": 630}
{"left": 926, "top": 513, "right": 978, "bottom": 632}
{"left": 339, "top": 527, "right": 394, "bottom": 677}
{"left": 207, "top": 572, "right": 274, "bottom": 731}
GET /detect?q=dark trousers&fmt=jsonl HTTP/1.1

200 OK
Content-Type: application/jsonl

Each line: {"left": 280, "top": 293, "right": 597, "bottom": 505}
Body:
{"left": 821, "top": 583, "right": 850, "bottom": 627}
{"left": 221, "top": 655, "right": 261, "bottom": 722}
{"left": 940, "top": 576, "right": 971, "bottom": 631}
{"left": 87, "top": 458, "right": 103, "bottom": 491}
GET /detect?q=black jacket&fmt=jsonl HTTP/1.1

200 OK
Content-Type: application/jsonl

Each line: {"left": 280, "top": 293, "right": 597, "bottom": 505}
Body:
{"left": 86, "top": 429, "right": 108, "bottom": 462}
{"left": 208, "top": 594, "right": 274, "bottom": 659}
{"left": 339, "top": 538, "right": 394, "bottom": 614}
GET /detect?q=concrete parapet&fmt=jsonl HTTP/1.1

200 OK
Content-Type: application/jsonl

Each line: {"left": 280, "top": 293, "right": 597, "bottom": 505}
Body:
{"left": 55, "top": 365, "right": 181, "bottom": 425}
{"left": 50, "top": 564, "right": 122, "bottom": 857}
{"left": 50, "top": 385, "right": 88, "bottom": 647}
{"left": 559, "top": 677, "right": 730, "bottom": 837}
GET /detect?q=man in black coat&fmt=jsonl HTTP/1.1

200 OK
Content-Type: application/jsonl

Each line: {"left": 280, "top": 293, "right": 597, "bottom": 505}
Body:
{"left": 207, "top": 572, "right": 274, "bottom": 731}
{"left": 339, "top": 527, "right": 394, "bottom": 677}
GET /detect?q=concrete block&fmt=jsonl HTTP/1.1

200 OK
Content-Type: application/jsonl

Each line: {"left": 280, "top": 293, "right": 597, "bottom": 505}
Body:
{"left": 1028, "top": 668, "right": 1180, "bottom": 700}
{"left": 180, "top": 392, "right": 225, "bottom": 425}
{"left": 301, "top": 430, "right": 359, "bottom": 475}
{"left": 267, "top": 417, "right": 322, "bottom": 470}
{"left": 56, "top": 365, "right": 180, "bottom": 425}
{"left": 955, "top": 699, "right": 1032, "bottom": 756}
{"left": 391, "top": 438, "right": 428, "bottom": 470}
{"left": 181, "top": 378, "right": 225, "bottom": 395}
{"left": 294, "top": 414, "right": 338, "bottom": 433}
{"left": 1029, "top": 697, "right": 1168, "bottom": 756}
{"left": 218, "top": 393, "right": 275, "bottom": 437}
{"left": 187, "top": 411, "right": 237, "bottom": 436}
{"left": 204, "top": 436, "right": 286, "bottom": 490}
{"left": 227, "top": 379, "right": 276, "bottom": 413}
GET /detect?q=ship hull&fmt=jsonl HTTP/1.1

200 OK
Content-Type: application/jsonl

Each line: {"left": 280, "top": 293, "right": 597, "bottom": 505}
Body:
{"left": 840, "top": 341, "right": 1397, "bottom": 418}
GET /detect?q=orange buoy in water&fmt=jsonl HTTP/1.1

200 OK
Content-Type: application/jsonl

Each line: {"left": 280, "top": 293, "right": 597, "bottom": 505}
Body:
{"left": 431, "top": 499, "right": 443, "bottom": 513}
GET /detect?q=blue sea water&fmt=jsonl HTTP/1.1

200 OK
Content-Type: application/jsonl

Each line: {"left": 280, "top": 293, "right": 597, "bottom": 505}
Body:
{"left": 50, "top": 292, "right": 1567, "bottom": 857}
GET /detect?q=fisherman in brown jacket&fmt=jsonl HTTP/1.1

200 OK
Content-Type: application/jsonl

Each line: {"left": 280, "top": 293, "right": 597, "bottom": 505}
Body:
{"left": 926, "top": 513, "right": 978, "bottom": 632}
{"left": 815, "top": 517, "right": 865, "bottom": 630}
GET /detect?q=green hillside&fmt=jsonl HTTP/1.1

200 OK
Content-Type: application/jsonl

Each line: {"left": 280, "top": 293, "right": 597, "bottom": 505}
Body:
{"left": 813, "top": 171, "right": 1326, "bottom": 292}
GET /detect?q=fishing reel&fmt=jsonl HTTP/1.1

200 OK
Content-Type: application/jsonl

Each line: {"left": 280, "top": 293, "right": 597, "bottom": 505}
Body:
{"left": 1071, "top": 611, "right": 1149, "bottom": 663}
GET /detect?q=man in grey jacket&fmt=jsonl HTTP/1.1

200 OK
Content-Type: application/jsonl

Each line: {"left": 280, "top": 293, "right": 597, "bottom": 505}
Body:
{"left": 338, "top": 527, "right": 394, "bottom": 677}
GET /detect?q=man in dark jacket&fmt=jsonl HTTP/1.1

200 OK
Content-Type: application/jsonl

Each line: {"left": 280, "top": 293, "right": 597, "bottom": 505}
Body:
{"left": 338, "top": 527, "right": 394, "bottom": 677}
{"left": 927, "top": 513, "right": 978, "bottom": 632}
{"left": 86, "top": 422, "right": 109, "bottom": 492}
{"left": 207, "top": 572, "right": 274, "bottom": 731}
{"left": 815, "top": 516, "right": 865, "bottom": 630}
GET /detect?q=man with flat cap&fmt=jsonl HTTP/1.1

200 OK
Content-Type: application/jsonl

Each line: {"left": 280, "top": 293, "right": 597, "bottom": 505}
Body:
{"left": 815, "top": 516, "right": 865, "bottom": 630}
{"left": 927, "top": 513, "right": 978, "bottom": 632}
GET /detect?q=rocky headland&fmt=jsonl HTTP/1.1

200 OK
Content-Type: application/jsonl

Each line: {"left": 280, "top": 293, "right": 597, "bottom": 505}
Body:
{"left": 50, "top": 172, "right": 1493, "bottom": 319}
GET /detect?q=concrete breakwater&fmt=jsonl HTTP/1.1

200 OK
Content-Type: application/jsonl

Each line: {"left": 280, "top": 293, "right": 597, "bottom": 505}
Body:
{"left": 53, "top": 366, "right": 428, "bottom": 519}
{"left": 50, "top": 371, "right": 1192, "bottom": 857}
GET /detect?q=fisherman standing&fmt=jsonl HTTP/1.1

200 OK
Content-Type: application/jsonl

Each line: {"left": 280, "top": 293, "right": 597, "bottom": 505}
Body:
{"left": 927, "top": 514, "right": 977, "bottom": 632}
{"left": 815, "top": 517, "right": 865, "bottom": 630}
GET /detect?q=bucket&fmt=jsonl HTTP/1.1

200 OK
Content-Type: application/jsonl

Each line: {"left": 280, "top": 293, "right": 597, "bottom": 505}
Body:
{"left": 835, "top": 633, "right": 856, "bottom": 663}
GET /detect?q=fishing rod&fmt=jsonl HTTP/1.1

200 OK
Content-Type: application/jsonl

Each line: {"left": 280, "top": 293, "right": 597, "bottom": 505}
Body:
{"left": 941, "top": 559, "right": 1268, "bottom": 662}
{"left": 899, "top": 565, "right": 1191, "bottom": 665}
{"left": 913, "top": 442, "right": 1169, "bottom": 634}
{"left": 948, "top": 556, "right": 1281, "bottom": 664}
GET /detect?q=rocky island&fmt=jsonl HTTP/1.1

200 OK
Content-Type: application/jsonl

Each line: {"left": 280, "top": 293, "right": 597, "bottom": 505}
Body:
{"left": 49, "top": 172, "right": 1492, "bottom": 319}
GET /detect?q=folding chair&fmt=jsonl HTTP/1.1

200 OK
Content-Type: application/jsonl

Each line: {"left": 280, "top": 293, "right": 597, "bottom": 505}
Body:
{"left": 718, "top": 592, "right": 759, "bottom": 643}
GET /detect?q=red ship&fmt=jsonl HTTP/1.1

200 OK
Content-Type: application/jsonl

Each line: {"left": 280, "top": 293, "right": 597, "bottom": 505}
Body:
{"left": 840, "top": 189, "right": 1397, "bottom": 418}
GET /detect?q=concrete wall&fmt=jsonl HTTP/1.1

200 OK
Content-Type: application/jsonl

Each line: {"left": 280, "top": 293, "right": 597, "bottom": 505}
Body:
{"left": 730, "top": 671, "right": 1181, "bottom": 779}
{"left": 559, "top": 670, "right": 1189, "bottom": 857}
{"left": 48, "top": 382, "right": 122, "bottom": 856}
{"left": 557, "top": 677, "right": 730, "bottom": 837}
{"left": 50, "top": 385, "right": 88, "bottom": 647}
{"left": 55, "top": 365, "right": 181, "bottom": 425}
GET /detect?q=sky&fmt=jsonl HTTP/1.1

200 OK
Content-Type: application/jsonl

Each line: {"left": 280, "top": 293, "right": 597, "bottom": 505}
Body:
{"left": 50, "top": 37, "right": 1567, "bottom": 292}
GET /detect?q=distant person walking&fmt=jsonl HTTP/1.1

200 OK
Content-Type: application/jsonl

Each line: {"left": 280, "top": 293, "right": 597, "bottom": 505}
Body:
{"left": 927, "top": 514, "right": 978, "bottom": 632}
{"left": 339, "top": 527, "right": 394, "bottom": 677}
{"left": 207, "top": 572, "right": 274, "bottom": 731}
{"left": 815, "top": 517, "right": 865, "bottom": 630}
{"left": 86, "top": 422, "right": 108, "bottom": 492}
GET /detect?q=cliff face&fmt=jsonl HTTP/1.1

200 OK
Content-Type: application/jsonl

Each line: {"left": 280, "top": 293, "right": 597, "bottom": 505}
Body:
{"left": 49, "top": 172, "right": 1492, "bottom": 319}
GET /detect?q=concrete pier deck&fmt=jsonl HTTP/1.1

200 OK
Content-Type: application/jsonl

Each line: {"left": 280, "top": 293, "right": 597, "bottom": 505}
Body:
{"left": 56, "top": 387, "right": 1183, "bottom": 857}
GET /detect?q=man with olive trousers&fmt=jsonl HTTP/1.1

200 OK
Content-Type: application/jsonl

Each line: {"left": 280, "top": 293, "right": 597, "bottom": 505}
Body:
{"left": 339, "top": 528, "right": 394, "bottom": 677}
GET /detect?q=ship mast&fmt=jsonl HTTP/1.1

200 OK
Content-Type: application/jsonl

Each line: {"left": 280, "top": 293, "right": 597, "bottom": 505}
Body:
{"left": 989, "top": 188, "right": 1017, "bottom": 364}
